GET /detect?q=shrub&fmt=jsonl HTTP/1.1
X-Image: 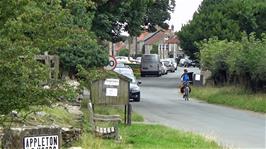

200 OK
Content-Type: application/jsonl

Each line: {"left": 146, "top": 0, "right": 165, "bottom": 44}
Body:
{"left": 199, "top": 33, "right": 266, "bottom": 91}
{"left": 118, "top": 48, "right": 129, "bottom": 56}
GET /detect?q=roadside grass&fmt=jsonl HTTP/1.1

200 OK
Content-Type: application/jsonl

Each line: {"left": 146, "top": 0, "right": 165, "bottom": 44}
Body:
{"left": 94, "top": 105, "right": 144, "bottom": 122}
{"left": 191, "top": 86, "right": 266, "bottom": 113}
{"left": 10, "top": 100, "right": 221, "bottom": 149}
{"left": 23, "top": 105, "right": 81, "bottom": 128}
{"left": 73, "top": 102, "right": 221, "bottom": 149}
{"left": 74, "top": 124, "right": 221, "bottom": 149}
{"left": 43, "top": 106, "right": 81, "bottom": 127}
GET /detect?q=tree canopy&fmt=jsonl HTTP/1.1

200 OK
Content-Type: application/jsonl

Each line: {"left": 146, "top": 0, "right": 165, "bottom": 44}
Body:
{"left": 177, "top": 0, "right": 266, "bottom": 58}
{"left": 0, "top": 0, "right": 106, "bottom": 119}
{"left": 92, "top": 0, "right": 175, "bottom": 42}
{"left": 0, "top": 0, "right": 109, "bottom": 75}
{"left": 199, "top": 33, "right": 266, "bottom": 91}
{"left": 0, "top": 0, "right": 176, "bottom": 119}
{"left": 0, "top": 0, "right": 65, "bottom": 118}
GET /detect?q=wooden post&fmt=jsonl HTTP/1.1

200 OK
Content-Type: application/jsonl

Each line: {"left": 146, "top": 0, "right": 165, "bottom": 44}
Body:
{"left": 124, "top": 105, "right": 127, "bottom": 124}
{"left": 127, "top": 104, "right": 132, "bottom": 125}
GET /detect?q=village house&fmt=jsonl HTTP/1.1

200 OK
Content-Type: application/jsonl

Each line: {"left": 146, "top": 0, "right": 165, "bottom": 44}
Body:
{"left": 110, "top": 26, "right": 183, "bottom": 59}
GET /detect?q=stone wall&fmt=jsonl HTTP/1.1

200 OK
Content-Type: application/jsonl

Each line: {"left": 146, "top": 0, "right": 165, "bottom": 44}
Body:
{"left": 61, "top": 127, "right": 82, "bottom": 147}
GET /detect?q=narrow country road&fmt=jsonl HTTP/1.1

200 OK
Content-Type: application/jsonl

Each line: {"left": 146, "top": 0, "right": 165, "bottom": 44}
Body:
{"left": 132, "top": 67, "right": 266, "bottom": 149}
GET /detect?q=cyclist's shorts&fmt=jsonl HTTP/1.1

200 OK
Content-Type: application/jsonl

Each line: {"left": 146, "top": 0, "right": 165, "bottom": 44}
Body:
{"left": 180, "top": 86, "right": 191, "bottom": 93}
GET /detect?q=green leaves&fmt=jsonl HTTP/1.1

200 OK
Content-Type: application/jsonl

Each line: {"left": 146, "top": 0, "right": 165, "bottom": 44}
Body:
{"left": 118, "top": 48, "right": 129, "bottom": 56}
{"left": 178, "top": 0, "right": 266, "bottom": 58}
{"left": 199, "top": 33, "right": 266, "bottom": 90}
{"left": 0, "top": 0, "right": 108, "bottom": 121}
{"left": 92, "top": 0, "right": 175, "bottom": 42}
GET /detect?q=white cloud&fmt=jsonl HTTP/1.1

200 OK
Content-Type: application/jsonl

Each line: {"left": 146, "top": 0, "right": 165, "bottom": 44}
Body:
{"left": 169, "top": 0, "right": 203, "bottom": 32}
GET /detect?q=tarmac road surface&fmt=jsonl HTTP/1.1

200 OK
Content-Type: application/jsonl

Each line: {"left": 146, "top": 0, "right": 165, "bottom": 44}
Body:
{"left": 132, "top": 67, "right": 266, "bottom": 148}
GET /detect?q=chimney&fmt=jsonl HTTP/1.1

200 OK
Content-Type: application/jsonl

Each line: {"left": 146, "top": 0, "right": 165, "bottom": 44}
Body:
{"left": 171, "top": 25, "right": 174, "bottom": 31}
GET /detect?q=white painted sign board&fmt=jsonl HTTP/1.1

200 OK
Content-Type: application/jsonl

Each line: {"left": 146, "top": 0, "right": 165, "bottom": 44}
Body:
{"left": 106, "top": 88, "right": 118, "bottom": 97}
{"left": 24, "top": 135, "right": 59, "bottom": 149}
{"left": 195, "top": 74, "right": 201, "bottom": 81}
{"left": 104, "top": 79, "right": 119, "bottom": 86}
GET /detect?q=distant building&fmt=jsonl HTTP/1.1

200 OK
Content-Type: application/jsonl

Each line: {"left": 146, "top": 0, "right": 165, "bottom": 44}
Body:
{"left": 111, "top": 26, "right": 183, "bottom": 58}
{"left": 141, "top": 29, "right": 182, "bottom": 59}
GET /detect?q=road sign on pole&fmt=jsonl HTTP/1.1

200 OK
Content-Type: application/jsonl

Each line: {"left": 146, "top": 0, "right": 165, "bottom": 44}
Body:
{"left": 104, "top": 56, "right": 117, "bottom": 70}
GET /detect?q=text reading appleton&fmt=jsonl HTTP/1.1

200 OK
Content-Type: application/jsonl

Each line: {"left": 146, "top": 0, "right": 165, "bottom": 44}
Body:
{"left": 24, "top": 135, "right": 58, "bottom": 149}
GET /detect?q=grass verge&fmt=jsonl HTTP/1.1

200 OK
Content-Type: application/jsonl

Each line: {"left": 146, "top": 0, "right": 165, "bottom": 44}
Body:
{"left": 191, "top": 86, "right": 266, "bottom": 113}
{"left": 94, "top": 105, "right": 144, "bottom": 122}
{"left": 74, "top": 124, "right": 220, "bottom": 149}
{"left": 73, "top": 103, "right": 221, "bottom": 149}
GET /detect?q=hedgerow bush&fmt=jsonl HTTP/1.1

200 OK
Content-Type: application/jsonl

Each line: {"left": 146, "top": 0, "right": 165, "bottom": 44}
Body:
{"left": 199, "top": 33, "right": 266, "bottom": 91}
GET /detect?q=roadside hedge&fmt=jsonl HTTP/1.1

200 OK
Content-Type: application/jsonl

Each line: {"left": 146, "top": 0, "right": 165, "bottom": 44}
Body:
{"left": 199, "top": 33, "right": 266, "bottom": 91}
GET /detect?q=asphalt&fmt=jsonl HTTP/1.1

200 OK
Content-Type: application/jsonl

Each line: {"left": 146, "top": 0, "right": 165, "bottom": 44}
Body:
{"left": 132, "top": 67, "right": 266, "bottom": 149}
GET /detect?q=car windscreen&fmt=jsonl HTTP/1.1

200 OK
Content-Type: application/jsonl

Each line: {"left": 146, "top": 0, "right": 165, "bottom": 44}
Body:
{"left": 162, "top": 61, "right": 170, "bottom": 65}
{"left": 121, "top": 73, "right": 136, "bottom": 83}
{"left": 116, "top": 63, "right": 125, "bottom": 68}
{"left": 142, "top": 55, "right": 159, "bottom": 62}
{"left": 114, "top": 68, "right": 133, "bottom": 74}
{"left": 168, "top": 59, "right": 175, "bottom": 63}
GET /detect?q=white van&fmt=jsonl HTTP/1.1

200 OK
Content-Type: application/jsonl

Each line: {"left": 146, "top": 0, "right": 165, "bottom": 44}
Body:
{"left": 141, "top": 54, "right": 161, "bottom": 77}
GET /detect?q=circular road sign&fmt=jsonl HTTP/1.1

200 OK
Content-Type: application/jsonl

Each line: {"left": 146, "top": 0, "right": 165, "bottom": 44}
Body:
{"left": 104, "top": 56, "right": 117, "bottom": 70}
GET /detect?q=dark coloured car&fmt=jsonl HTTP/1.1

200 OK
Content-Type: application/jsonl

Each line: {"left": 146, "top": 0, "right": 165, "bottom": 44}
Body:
{"left": 191, "top": 60, "right": 200, "bottom": 67}
{"left": 122, "top": 72, "right": 141, "bottom": 102}
{"left": 114, "top": 67, "right": 141, "bottom": 102}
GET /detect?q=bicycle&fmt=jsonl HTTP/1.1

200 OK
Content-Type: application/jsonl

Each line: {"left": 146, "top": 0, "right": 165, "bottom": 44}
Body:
{"left": 180, "top": 81, "right": 190, "bottom": 101}
{"left": 183, "top": 83, "right": 190, "bottom": 101}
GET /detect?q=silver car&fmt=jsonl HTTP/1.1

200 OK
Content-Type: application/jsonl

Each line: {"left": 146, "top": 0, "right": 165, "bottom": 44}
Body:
{"left": 160, "top": 61, "right": 168, "bottom": 75}
{"left": 161, "top": 59, "right": 175, "bottom": 72}
{"left": 167, "top": 58, "right": 178, "bottom": 70}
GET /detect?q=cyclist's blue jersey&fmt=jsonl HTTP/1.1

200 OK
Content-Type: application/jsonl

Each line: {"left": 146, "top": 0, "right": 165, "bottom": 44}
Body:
{"left": 183, "top": 73, "right": 189, "bottom": 82}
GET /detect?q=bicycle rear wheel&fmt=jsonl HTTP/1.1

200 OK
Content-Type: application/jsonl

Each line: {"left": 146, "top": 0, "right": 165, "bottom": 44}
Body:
{"left": 184, "top": 86, "right": 189, "bottom": 101}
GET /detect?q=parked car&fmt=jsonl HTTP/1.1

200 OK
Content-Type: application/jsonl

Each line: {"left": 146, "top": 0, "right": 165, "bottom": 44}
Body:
{"left": 191, "top": 60, "right": 200, "bottom": 67}
{"left": 167, "top": 58, "right": 178, "bottom": 70}
{"left": 160, "top": 61, "right": 168, "bottom": 75}
{"left": 114, "top": 64, "right": 141, "bottom": 102}
{"left": 119, "top": 71, "right": 141, "bottom": 102}
{"left": 135, "top": 57, "right": 141, "bottom": 64}
{"left": 161, "top": 59, "right": 175, "bottom": 72}
{"left": 113, "top": 63, "right": 133, "bottom": 74}
{"left": 115, "top": 56, "right": 130, "bottom": 64}
{"left": 129, "top": 57, "right": 138, "bottom": 64}
{"left": 141, "top": 54, "right": 161, "bottom": 77}
{"left": 179, "top": 58, "right": 192, "bottom": 67}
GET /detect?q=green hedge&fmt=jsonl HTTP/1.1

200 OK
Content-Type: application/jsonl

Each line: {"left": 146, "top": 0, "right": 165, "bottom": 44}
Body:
{"left": 125, "top": 63, "right": 140, "bottom": 69}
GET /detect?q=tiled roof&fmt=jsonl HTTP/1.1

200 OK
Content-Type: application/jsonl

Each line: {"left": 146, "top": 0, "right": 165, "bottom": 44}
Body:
{"left": 166, "top": 35, "right": 180, "bottom": 44}
{"left": 144, "top": 31, "right": 165, "bottom": 45}
{"left": 114, "top": 42, "right": 126, "bottom": 51}
{"left": 144, "top": 33, "right": 156, "bottom": 41}
{"left": 137, "top": 32, "right": 149, "bottom": 41}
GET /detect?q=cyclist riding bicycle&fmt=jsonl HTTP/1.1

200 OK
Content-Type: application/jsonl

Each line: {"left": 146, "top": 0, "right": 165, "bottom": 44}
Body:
{"left": 180, "top": 69, "right": 190, "bottom": 100}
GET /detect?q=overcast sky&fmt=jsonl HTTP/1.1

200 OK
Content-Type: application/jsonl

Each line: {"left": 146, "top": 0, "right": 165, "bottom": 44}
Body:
{"left": 169, "top": 0, "right": 203, "bottom": 32}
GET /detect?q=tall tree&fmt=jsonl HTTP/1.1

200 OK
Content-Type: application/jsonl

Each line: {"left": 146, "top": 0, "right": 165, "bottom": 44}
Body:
{"left": 0, "top": 0, "right": 108, "bottom": 121}
{"left": 0, "top": 0, "right": 64, "bottom": 121}
{"left": 92, "top": 0, "right": 175, "bottom": 42}
{"left": 145, "top": 0, "right": 175, "bottom": 32}
{"left": 177, "top": 0, "right": 266, "bottom": 58}
{"left": 56, "top": 0, "right": 108, "bottom": 75}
